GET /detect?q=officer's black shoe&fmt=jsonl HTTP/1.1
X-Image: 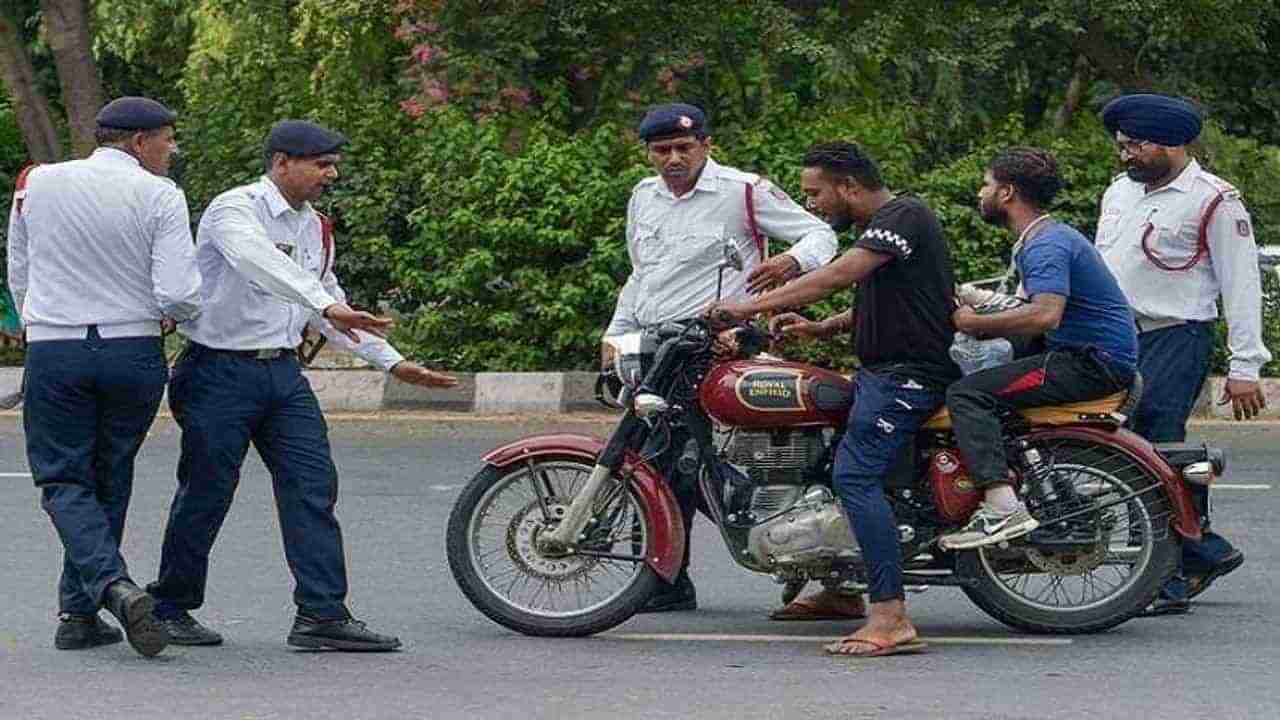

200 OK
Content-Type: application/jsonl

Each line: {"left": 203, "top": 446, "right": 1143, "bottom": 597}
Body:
{"left": 54, "top": 613, "right": 124, "bottom": 650}
{"left": 103, "top": 580, "right": 169, "bottom": 657}
{"left": 1186, "top": 549, "right": 1245, "bottom": 600}
{"left": 287, "top": 614, "right": 401, "bottom": 652}
{"left": 638, "top": 573, "right": 697, "bottom": 613}
{"left": 156, "top": 611, "right": 224, "bottom": 646}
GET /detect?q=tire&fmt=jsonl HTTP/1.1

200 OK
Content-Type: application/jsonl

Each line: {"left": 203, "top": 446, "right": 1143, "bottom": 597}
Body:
{"left": 446, "top": 457, "right": 662, "bottom": 637}
{"left": 960, "top": 438, "right": 1179, "bottom": 635}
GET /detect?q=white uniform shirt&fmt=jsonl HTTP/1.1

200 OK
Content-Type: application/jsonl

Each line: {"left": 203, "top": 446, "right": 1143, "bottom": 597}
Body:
{"left": 6, "top": 147, "right": 201, "bottom": 336}
{"left": 606, "top": 158, "right": 837, "bottom": 336}
{"left": 182, "top": 177, "right": 404, "bottom": 371}
{"left": 1096, "top": 160, "right": 1271, "bottom": 380}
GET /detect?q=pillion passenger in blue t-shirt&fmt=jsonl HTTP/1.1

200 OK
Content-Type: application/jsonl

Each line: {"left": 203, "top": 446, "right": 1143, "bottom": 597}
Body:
{"left": 1016, "top": 221, "right": 1139, "bottom": 377}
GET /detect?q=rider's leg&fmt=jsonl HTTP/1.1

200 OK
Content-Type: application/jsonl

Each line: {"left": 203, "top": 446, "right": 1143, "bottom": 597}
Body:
{"left": 942, "top": 350, "right": 1128, "bottom": 550}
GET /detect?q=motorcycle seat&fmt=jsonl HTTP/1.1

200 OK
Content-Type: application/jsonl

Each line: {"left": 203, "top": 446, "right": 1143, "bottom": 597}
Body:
{"left": 922, "top": 372, "right": 1144, "bottom": 431}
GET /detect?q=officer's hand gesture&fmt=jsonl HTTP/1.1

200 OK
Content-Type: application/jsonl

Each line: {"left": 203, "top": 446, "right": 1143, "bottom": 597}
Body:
{"left": 390, "top": 361, "right": 459, "bottom": 388}
{"left": 1219, "top": 378, "right": 1267, "bottom": 421}
{"left": 747, "top": 255, "right": 800, "bottom": 294}
{"left": 323, "top": 303, "right": 394, "bottom": 342}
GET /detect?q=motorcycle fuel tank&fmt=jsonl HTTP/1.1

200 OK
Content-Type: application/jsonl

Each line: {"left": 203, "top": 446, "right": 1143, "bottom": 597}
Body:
{"left": 699, "top": 358, "right": 852, "bottom": 428}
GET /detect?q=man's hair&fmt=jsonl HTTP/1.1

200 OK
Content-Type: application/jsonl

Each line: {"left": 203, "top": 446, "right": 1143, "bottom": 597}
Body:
{"left": 94, "top": 125, "right": 167, "bottom": 147}
{"left": 989, "top": 147, "right": 1063, "bottom": 209}
{"left": 802, "top": 141, "right": 883, "bottom": 190}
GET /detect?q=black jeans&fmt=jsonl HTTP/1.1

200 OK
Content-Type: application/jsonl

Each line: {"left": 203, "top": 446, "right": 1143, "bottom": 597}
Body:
{"left": 946, "top": 349, "right": 1132, "bottom": 488}
{"left": 24, "top": 332, "right": 168, "bottom": 614}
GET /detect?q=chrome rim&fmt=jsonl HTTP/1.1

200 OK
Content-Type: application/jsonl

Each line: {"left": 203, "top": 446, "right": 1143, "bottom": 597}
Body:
{"left": 468, "top": 460, "right": 650, "bottom": 618}
{"left": 980, "top": 458, "right": 1157, "bottom": 614}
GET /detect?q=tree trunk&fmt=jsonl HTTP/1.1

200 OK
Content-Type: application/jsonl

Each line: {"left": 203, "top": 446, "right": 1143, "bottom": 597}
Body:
{"left": 1053, "top": 55, "right": 1092, "bottom": 133}
{"left": 1075, "top": 16, "right": 1152, "bottom": 91}
{"left": 0, "top": 9, "right": 63, "bottom": 162}
{"left": 40, "top": 0, "right": 102, "bottom": 158}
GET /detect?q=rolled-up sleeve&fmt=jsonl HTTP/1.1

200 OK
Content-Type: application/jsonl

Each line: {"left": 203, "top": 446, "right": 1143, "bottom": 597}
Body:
{"left": 1209, "top": 198, "right": 1272, "bottom": 380}
{"left": 200, "top": 197, "right": 336, "bottom": 313}
{"left": 150, "top": 187, "right": 202, "bottom": 321}
{"left": 307, "top": 252, "right": 404, "bottom": 371}
{"left": 750, "top": 180, "right": 837, "bottom": 271}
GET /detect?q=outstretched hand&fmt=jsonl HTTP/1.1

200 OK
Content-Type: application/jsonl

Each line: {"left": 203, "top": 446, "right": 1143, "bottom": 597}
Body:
{"left": 391, "top": 361, "right": 460, "bottom": 388}
{"left": 324, "top": 302, "right": 394, "bottom": 342}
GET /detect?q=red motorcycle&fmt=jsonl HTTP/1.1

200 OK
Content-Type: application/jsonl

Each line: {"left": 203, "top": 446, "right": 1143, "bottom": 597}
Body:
{"left": 447, "top": 316, "right": 1219, "bottom": 637}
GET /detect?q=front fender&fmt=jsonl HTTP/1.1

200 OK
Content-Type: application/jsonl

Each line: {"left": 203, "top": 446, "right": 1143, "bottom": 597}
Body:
{"left": 482, "top": 433, "right": 686, "bottom": 582}
{"left": 1026, "top": 425, "right": 1201, "bottom": 541}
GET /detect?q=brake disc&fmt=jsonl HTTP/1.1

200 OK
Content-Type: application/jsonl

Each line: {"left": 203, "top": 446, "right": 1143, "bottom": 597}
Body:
{"left": 1025, "top": 543, "right": 1107, "bottom": 576}
{"left": 507, "top": 501, "right": 597, "bottom": 581}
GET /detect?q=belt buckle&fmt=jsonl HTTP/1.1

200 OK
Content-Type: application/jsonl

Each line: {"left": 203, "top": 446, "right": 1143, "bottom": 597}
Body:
{"left": 254, "top": 348, "right": 283, "bottom": 360}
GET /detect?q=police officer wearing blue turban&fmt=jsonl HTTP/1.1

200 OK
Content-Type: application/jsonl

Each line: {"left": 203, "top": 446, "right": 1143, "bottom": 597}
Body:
{"left": 8, "top": 96, "right": 202, "bottom": 656}
{"left": 605, "top": 103, "right": 838, "bottom": 612}
{"left": 145, "top": 120, "right": 457, "bottom": 650}
{"left": 1096, "top": 93, "right": 1267, "bottom": 613}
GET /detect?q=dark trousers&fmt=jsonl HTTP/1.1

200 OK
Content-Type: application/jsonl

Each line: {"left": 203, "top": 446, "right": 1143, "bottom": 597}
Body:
{"left": 1130, "top": 322, "right": 1235, "bottom": 592}
{"left": 947, "top": 349, "right": 1130, "bottom": 488}
{"left": 147, "top": 345, "right": 349, "bottom": 620}
{"left": 833, "top": 369, "right": 946, "bottom": 603}
{"left": 643, "top": 424, "right": 700, "bottom": 583}
{"left": 24, "top": 332, "right": 168, "bottom": 615}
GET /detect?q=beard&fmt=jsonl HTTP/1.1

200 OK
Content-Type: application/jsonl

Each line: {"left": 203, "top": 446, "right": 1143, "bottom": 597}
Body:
{"left": 979, "top": 196, "right": 1007, "bottom": 228}
{"left": 1125, "top": 154, "right": 1172, "bottom": 184}
{"left": 826, "top": 211, "right": 855, "bottom": 233}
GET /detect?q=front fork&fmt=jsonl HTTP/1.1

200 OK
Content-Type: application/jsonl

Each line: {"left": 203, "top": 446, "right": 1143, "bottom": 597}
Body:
{"left": 539, "top": 412, "right": 644, "bottom": 551}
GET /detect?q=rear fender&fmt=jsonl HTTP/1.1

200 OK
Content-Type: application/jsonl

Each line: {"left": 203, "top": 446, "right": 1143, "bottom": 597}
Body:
{"left": 482, "top": 433, "right": 686, "bottom": 582}
{"left": 1025, "top": 425, "right": 1201, "bottom": 541}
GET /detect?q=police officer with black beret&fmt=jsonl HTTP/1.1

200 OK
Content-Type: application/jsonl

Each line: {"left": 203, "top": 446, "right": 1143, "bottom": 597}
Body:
{"left": 8, "top": 96, "right": 201, "bottom": 656}
{"left": 145, "top": 120, "right": 457, "bottom": 651}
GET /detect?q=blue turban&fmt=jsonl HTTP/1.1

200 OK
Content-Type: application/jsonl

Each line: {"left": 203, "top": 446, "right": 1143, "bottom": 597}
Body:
{"left": 1101, "top": 94, "right": 1203, "bottom": 147}
{"left": 637, "top": 103, "right": 707, "bottom": 142}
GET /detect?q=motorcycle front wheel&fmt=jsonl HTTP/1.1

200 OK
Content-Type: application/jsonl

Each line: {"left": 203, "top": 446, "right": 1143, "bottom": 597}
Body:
{"left": 446, "top": 455, "right": 662, "bottom": 637}
{"left": 960, "top": 438, "right": 1178, "bottom": 634}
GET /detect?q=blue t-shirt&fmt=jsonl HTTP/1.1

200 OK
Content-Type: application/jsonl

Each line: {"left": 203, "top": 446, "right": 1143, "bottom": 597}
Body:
{"left": 1017, "top": 222, "right": 1138, "bottom": 375}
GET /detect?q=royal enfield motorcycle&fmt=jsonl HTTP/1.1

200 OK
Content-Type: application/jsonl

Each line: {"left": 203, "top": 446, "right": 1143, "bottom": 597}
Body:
{"left": 447, "top": 258, "right": 1222, "bottom": 638}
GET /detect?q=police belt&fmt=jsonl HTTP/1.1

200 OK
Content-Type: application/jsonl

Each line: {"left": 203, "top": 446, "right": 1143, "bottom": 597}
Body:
{"left": 1134, "top": 315, "right": 1188, "bottom": 334}
{"left": 191, "top": 342, "right": 296, "bottom": 360}
{"left": 26, "top": 320, "right": 161, "bottom": 342}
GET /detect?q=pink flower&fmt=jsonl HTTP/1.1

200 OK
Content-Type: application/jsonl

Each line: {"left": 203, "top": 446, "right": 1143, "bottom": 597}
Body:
{"left": 421, "top": 22, "right": 440, "bottom": 34}
{"left": 400, "top": 99, "right": 426, "bottom": 118}
{"left": 411, "top": 43, "right": 439, "bottom": 64}
{"left": 422, "top": 78, "right": 451, "bottom": 105}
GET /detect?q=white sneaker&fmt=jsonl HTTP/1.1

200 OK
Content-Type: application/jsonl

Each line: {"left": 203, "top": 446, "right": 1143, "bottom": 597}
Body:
{"left": 938, "top": 503, "right": 1039, "bottom": 551}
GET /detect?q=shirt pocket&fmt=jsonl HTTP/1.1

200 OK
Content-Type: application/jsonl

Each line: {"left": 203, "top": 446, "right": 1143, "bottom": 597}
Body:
{"left": 674, "top": 222, "right": 726, "bottom": 264}
{"left": 1144, "top": 218, "right": 1201, "bottom": 270}
{"left": 632, "top": 222, "right": 667, "bottom": 268}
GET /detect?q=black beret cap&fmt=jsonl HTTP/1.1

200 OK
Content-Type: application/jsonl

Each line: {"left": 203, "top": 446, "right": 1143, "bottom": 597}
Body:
{"left": 265, "top": 120, "right": 348, "bottom": 157}
{"left": 95, "top": 96, "right": 177, "bottom": 131}
{"left": 1101, "top": 93, "right": 1203, "bottom": 147}
{"left": 637, "top": 103, "right": 708, "bottom": 142}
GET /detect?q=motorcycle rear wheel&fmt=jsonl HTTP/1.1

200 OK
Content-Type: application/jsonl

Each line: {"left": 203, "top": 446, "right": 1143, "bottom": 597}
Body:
{"left": 447, "top": 455, "right": 662, "bottom": 637}
{"left": 960, "top": 438, "right": 1178, "bottom": 634}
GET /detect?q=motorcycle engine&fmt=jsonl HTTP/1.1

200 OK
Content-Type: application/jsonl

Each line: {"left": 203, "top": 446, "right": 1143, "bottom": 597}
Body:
{"left": 745, "top": 486, "right": 860, "bottom": 568}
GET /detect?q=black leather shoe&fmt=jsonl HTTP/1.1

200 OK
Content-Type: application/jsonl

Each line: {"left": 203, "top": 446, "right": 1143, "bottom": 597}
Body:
{"left": 1186, "top": 549, "right": 1245, "bottom": 600}
{"left": 638, "top": 573, "right": 697, "bottom": 613}
{"left": 55, "top": 613, "right": 124, "bottom": 650}
{"left": 156, "top": 611, "right": 224, "bottom": 646}
{"left": 287, "top": 614, "right": 401, "bottom": 652}
{"left": 103, "top": 580, "right": 169, "bottom": 657}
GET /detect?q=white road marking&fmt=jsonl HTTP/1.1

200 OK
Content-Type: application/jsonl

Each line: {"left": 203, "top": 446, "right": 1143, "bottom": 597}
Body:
{"left": 603, "top": 632, "right": 1071, "bottom": 646}
{"left": 0, "top": 472, "right": 31, "bottom": 477}
{"left": 1215, "top": 484, "right": 1271, "bottom": 490}
{"left": 428, "top": 484, "right": 460, "bottom": 491}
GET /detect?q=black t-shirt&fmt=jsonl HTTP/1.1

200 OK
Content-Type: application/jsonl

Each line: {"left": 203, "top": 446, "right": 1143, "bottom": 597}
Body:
{"left": 852, "top": 196, "right": 961, "bottom": 388}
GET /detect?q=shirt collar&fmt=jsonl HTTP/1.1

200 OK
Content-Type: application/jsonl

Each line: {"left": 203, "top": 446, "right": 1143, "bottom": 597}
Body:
{"left": 259, "top": 176, "right": 309, "bottom": 218}
{"left": 92, "top": 147, "right": 141, "bottom": 168}
{"left": 656, "top": 156, "right": 721, "bottom": 199}
{"left": 1165, "top": 159, "right": 1202, "bottom": 194}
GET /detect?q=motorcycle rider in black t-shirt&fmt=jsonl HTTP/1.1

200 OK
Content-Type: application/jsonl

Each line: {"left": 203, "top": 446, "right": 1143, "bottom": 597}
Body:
{"left": 709, "top": 141, "right": 959, "bottom": 657}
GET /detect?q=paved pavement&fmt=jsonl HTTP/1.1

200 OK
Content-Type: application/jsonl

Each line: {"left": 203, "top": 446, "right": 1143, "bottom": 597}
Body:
{"left": 1, "top": 415, "right": 1277, "bottom": 720}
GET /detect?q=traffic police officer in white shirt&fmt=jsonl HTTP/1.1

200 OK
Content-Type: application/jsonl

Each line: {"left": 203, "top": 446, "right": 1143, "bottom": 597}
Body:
{"left": 604, "top": 103, "right": 838, "bottom": 612}
{"left": 146, "top": 120, "right": 457, "bottom": 651}
{"left": 8, "top": 96, "right": 200, "bottom": 657}
{"left": 1096, "top": 93, "right": 1269, "bottom": 613}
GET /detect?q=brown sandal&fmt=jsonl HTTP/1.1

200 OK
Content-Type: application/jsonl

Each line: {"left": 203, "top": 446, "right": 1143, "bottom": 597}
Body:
{"left": 769, "top": 592, "right": 867, "bottom": 622}
{"left": 824, "top": 635, "right": 928, "bottom": 657}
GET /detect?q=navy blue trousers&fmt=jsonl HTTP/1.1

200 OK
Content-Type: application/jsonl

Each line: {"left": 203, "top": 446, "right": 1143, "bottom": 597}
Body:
{"left": 24, "top": 332, "right": 167, "bottom": 615}
{"left": 1132, "top": 322, "right": 1236, "bottom": 597}
{"left": 148, "top": 345, "right": 349, "bottom": 620}
{"left": 833, "top": 369, "right": 946, "bottom": 603}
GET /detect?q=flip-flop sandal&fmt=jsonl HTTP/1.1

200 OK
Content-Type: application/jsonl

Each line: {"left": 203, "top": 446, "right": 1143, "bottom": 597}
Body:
{"left": 1186, "top": 550, "right": 1244, "bottom": 600}
{"left": 1138, "top": 597, "right": 1191, "bottom": 617}
{"left": 770, "top": 597, "right": 867, "bottom": 621}
{"left": 824, "top": 636, "right": 928, "bottom": 657}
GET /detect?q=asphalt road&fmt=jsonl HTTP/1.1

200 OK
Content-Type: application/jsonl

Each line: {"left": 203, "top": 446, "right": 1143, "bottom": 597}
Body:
{"left": 1, "top": 415, "right": 1277, "bottom": 720}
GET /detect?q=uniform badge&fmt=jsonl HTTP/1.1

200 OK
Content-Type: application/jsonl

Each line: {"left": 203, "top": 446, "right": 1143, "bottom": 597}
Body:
{"left": 1237, "top": 219, "right": 1251, "bottom": 237}
{"left": 677, "top": 115, "right": 692, "bottom": 129}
